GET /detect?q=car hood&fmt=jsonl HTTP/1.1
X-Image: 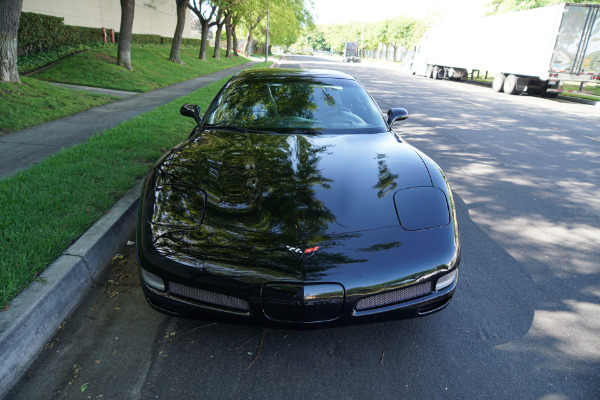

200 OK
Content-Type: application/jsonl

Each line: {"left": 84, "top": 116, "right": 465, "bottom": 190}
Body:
{"left": 153, "top": 129, "right": 433, "bottom": 236}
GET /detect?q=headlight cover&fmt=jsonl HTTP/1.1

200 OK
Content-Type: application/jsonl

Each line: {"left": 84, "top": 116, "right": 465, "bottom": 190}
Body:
{"left": 435, "top": 269, "right": 457, "bottom": 291}
{"left": 394, "top": 187, "right": 450, "bottom": 231}
{"left": 148, "top": 184, "right": 207, "bottom": 230}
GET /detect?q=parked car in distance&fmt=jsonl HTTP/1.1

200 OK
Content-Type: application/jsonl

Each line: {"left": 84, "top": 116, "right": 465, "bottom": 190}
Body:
{"left": 136, "top": 68, "right": 460, "bottom": 328}
{"left": 343, "top": 41, "right": 361, "bottom": 63}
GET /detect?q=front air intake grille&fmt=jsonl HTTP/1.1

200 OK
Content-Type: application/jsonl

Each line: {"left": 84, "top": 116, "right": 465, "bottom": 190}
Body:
{"left": 356, "top": 282, "right": 433, "bottom": 311}
{"left": 169, "top": 282, "right": 250, "bottom": 311}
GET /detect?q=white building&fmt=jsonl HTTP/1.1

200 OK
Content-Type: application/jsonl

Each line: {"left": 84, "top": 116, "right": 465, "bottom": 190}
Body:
{"left": 22, "top": 0, "right": 193, "bottom": 38}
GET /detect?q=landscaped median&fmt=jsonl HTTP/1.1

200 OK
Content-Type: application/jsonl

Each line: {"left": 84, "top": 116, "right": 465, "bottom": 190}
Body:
{"left": 30, "top": 44, "right": 250, "bottom": 92}
{"left": 0, "top": 61, "right": 273, "bottom": 309}
{"left": 1, "top": 44, "right": 251, "bottom": 135}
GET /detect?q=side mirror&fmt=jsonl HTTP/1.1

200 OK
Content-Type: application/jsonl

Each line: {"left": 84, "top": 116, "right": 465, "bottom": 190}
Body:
{"left": 387, "top": 108, "right": 408, "bottom": 126}
{"left": 180, "top": 104, "right": 202, "bottom": 125}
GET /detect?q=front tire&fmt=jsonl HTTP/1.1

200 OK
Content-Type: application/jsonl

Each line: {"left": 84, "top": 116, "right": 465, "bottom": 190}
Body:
{"left": 433, "top": 66, "right": 443, "bottom": 80}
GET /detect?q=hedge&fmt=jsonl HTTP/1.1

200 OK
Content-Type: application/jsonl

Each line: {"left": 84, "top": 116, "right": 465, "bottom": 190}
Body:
{"left": 18, "top": 12, "right": 203, "bottom": 55}
{"left": 19, "top": 13, "right": 101, "bottom": 55}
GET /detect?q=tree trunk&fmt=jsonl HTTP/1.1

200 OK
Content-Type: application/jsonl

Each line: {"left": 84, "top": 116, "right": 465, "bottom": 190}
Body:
{"left": 244, "top": 34, "right": 253, "bottom": 56}
{"left": 117, "top": 0, "right": 135, "bottom": 70}
{"left": 199, "top": 22, "right": 209, "bottom": 60}
{"left": 0, "top": 0, "right": 23, "bottom": 83}
{"left": 225, "top": 25, "right": 232, "bottom": 58}
{"left": 213, "top": 9, "right": 225, "bottom": 60}
{"left": 242, "top": 15, "right": 262, "bottom": 56}
{"left": 232, "top": 28, "right": 239, "bottom": 57}
{"left": 188, "top": 1, "right": 217, "bottom": 62}
{"left": 169, "top": 0, "right": 187, "bottom": 64}
{"left": 224, "top": 15, "right": 233, "bottom": 59}
{"left": 213, "top": 25, "right": 224, "bottom": 59}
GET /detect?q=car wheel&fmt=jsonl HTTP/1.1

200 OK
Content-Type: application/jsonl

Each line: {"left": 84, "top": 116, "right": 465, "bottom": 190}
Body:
{"left": 432, "top": 66, "right": 443, "bottom": 80}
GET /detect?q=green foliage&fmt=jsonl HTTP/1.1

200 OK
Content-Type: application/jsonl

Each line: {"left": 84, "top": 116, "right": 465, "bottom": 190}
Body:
{"left": 18, "top": 42, "right": 111, "bottom": 74}
{"left": 307, "top": 29, "right": 329, "bottom": 51}
{"left": 31, "top": 44, "right": 250, "bottom": 93}
{"left": 385, "top": 16, "right": 418, "bottom": 49}
{"left": 486, "top": 0, "right": 600, "bottom": 15}
{"left": 18, "top": 12, "right": 102, "bottom": 54}
{"left": 242, "top": 0, "right": 312, "bottom": 48}
{"left": 316, "top": 16, "right": 421, "bottom": 54}
{"left": 18, "top": 11, "right": 202, "bottom": 58}
{"left": 319, "top": 24, "right": 362, "bottom": 53}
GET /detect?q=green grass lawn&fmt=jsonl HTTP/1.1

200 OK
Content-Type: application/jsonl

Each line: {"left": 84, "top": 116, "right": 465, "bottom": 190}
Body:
{"left": 1, "top": 44, "right": 251, "bottom": 135}
{"left": 0, "top": 62, "right": 273, "bottom": 308}
{"left": 0, "top": 77, "right": 116, "bottom": 135}
{"left": 31, "top": 44, "right": 251, "bottom": 93}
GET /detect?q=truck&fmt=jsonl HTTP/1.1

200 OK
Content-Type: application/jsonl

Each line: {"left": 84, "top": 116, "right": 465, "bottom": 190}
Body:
{"left": 343, "top": 41, "right": 361, "bottom": 63}
{"left": 410, "top": 3, "right": 600, "bottom": 96}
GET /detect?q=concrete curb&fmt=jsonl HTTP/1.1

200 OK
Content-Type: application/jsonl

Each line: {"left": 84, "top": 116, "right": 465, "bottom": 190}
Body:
{"left": 0, "top": 180, "right": 142, "bottom": 396}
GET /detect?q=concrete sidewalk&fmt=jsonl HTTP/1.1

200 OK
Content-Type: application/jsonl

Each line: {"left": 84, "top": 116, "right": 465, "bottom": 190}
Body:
{"left": 0, "top": 59, "right": 276, "bottom": 398}
{"left": 0, "top": 61, "right": 255, "bottom": 179}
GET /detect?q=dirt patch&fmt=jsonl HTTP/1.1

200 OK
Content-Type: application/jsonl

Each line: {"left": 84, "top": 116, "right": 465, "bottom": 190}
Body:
{"left": 94, "top": 52, "right": 118, "bottom": 64}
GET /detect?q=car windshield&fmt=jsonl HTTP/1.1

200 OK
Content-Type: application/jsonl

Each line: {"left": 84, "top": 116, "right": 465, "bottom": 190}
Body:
{"left": 203, "top": 77, "right": 388, "bottom": 134}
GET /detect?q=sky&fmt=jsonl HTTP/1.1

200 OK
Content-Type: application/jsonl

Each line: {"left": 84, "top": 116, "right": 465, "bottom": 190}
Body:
{"left": 308, "top": 0, "right": 490, "bottom": 25}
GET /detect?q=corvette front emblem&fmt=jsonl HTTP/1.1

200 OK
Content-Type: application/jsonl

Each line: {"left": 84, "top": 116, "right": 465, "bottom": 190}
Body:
{"left": 303, "top": 246, "right": 320, "bottom": 254}
{"left": 286, "top": 245, "right": 303, "bottom": 254}
{"left": 286, "top": 245, "right": 320, "bottom": 256}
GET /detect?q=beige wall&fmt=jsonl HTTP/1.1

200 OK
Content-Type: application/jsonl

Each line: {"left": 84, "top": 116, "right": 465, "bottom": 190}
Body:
{"left": 22, "top": 0, "right": 193, "bottom": 38}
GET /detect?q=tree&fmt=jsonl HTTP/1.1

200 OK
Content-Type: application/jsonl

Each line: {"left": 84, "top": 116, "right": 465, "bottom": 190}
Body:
{"left": 221, "top": 1, "right": 246, "bottom": 58}
{"left": 486, "top": 0, "right": 599, "bottom": 15}
{"left": 0, "top": 0, "right": 23, "bottom": 83}
{"left": 237, "top": 0, "right": 311, "bottom": 55}
{"left": 117, "top": 0, "right": 135, "bottom": 70}
{"left": 169, "top": 0, "right": 188, "bottom": 64}
{"left": 188, "top": 0, "right": 218, "bottom": 60}
{"left": 213, "top": 8, "right": 228, "bottom": 59}
{"left": 320, "top": 23, "right": 361, "bottom": 54}
{"left": 226, "top": 11, "right": 243, "bottom": 57}
{"left": 307, "top": 29, "right": 329, "bottom": 51}
{"left": 384, "top": 16, "right": 417, "bottom": 61}
{"left": 242, "top": 0, "right": 267, "bottom": 55}
{"left": 265, "top": 0, "right": 312, "bottom": 48}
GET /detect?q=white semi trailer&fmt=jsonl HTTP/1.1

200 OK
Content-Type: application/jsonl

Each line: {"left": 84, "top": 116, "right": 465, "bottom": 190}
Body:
{"left": 410, "top": 3, "right": 600, "bottom": 96}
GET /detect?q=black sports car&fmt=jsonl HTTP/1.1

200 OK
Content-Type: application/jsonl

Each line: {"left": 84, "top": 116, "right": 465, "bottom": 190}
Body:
{"left": 136, "top": 68, "right": 460, "bottom": 327}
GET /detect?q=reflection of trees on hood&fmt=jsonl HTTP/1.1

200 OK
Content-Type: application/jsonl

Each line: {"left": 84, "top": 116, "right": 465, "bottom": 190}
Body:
{"left": 194, "top": 131, "right": 337, "bottom": 237}
{"left": 148, "top": 131, "right": 367, "bottom": 282}
{"left": 373, "top": 153, "right": 398, "bottom": 199}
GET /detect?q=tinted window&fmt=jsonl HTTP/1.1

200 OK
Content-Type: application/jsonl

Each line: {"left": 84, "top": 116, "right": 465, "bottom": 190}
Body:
{"left": 204, "top": 77, "right": 387, "bottom": 134}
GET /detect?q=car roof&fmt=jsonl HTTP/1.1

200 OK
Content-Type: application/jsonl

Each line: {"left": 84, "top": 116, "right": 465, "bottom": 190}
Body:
{"left": 234, "top": 68, "right": 355, "bottom": 81}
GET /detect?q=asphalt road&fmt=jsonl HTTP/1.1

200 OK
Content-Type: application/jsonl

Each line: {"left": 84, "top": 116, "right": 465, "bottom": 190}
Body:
{"left": 9, "top": 55, "right": 600, "bottom": 399}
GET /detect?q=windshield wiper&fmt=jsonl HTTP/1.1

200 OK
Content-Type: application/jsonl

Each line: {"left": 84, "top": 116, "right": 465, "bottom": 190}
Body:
{"left": 285, "top": 129, "right": 324, "bottom": 135}
{"left": 204, "top": 125, "right": 278, "bottom": 134}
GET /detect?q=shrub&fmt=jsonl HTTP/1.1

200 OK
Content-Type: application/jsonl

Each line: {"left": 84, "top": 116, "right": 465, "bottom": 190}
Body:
{"left": 18, "top": 42, "right": 112, "bottom": 74}
{"left": 19, "top": 13, "right": 103, "bottom": 55}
